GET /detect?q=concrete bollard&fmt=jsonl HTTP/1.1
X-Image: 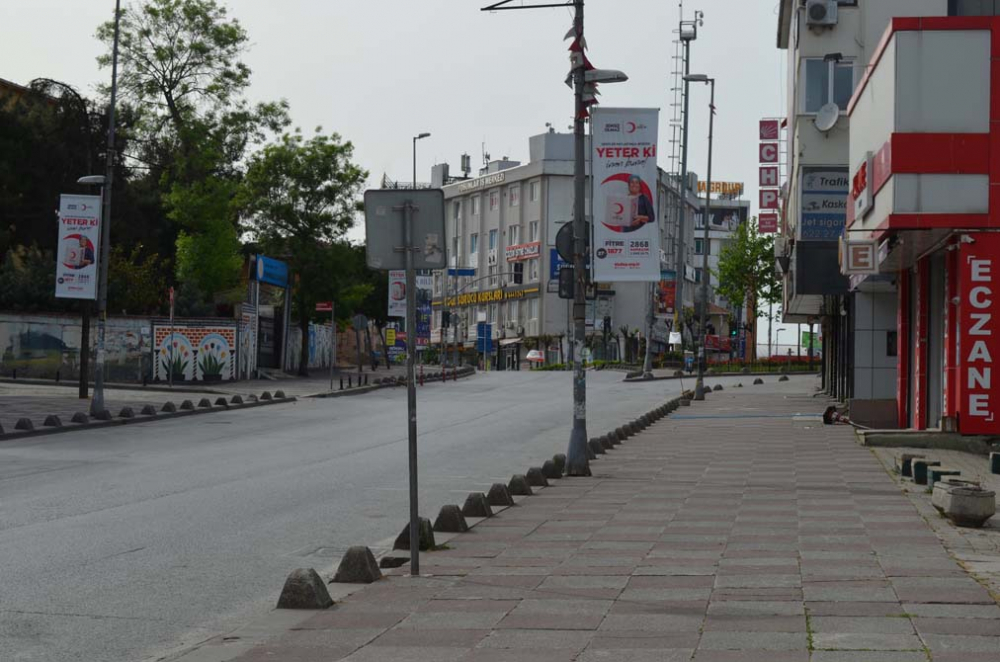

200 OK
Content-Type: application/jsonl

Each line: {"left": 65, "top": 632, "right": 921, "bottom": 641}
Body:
{"left": 340, "top": 378, "right": 344, "bottom": 390}
{"left": 737, "top": 383, "right": 743, "bottom": 388}
{"left": 214, "top": 397, "right": 230, "bottom": 408}
{"left": 332, "top": 546, "right": 382, "bottom": 584}
{"left": 779, "top": 375, "right": 789, "bottom": 382}
{"left": 542, "top": 459, "right": 562, "bottom": 480}
{"left": 230, "top": 395, "right": 244, "bottom": 405}
{"left": 276, "top": 568, "right": 333, "bottom": 610}
{"left": 393, "top": 517, "right": 436, "bottom": 551}
{"left": 586, "top": 442, "right": 597, "bottom": 460}
{"left": 462, "top": 492, "right": 494, "bottom": 518}
{"left": 71, "top": 412, "right": 89, "bottom": 424}
{"left": 93, "top": 409, "right": 113, "bottom": 421}
{"left": 553, "top": 454, "right": 567, "bottom": 475}
{"left": 615, "top": 426, "right": 628, "bottom": 440}
{"left": 488, "top": 483, "right": 515, "bottom": 507}
{"left": 43, "top": 415, "right": 62, "bottom": 428}
{"left": 589, "top": 438, "right": 606, "bottom": 455}
{"left": 713, "top": 385, "right": 723, "bottom": 391}
{"left": 990, "top": 452, "right": 1000, "bottom": 475}
{"left": 197, "top": 398, "right": 213, "bottom": 409}
{"left": 180, "top": 400, "right": 195, "bottom": 411}
{"left": 161, "top": 401, "right": 177, "bottom": 413}
{"left": 897, "top": 453, "right": 925, "bottom": 478}
{"left": 275, "top": 390, "right": 287, "bottom": 399}
{"left": 118, "top": 407, "right": 136, "bottom": 419}
{"left": 912, "top": 459, "right": 942, "bottom": 486}
{"left": 680, "top": 399, "right": 691, "bottom": 407}
{"left": 261, "top": 391, "right": 273, "bottom": 401}
{"left": 928, "top": 467, "right": 961, "bottom": 487}
{"left": 526, "top": 467, "right": 549, "bottom": 487}
{"left": 247, "top": 394, "right": 258, "bottom": 402}
{"left": 140, "top": 405, "right": 157, "bottom": 416}
{"left": 434, "top": 505, "right": 469, "bottom": 533}
{"left": 753, "top": 378, "right": 764, "bottom": 385}
{"left": 600, "top": 435, "right": 614, "bottom": 450}
{"left": 673, "top": 370, "right": 684, "bottom": 377}
{"left": 508, "top": 474, "right": 533, "bottom": 496}
{"left": 608, "top": 432, "right": 622, "bottom": 446}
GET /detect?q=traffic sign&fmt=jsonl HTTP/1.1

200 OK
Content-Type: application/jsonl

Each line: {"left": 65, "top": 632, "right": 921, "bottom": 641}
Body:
{"left": 448, "top": 268, "right": 476, "bottom": 277}
{"left": 315, "top": 301, "right": 333, "bottom": 312}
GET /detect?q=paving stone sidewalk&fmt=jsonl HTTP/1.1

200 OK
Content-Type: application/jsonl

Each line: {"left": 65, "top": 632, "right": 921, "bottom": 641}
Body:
{"left": 172, "top": 384, "right": 1000, "bottom": 662}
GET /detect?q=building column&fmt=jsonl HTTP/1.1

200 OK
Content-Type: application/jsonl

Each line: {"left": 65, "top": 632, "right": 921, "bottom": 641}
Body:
{"left": 914, "top": 259, "right": 929, "bottom": 431}
{"left": 943, "top": 243, "right": 959, "bottom": 429}
{"left": 897, "top": 269, "right": 910, "bottom": 430}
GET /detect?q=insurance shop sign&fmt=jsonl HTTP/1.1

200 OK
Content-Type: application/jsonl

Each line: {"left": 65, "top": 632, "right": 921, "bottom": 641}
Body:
{"left": 592, "top": 107, "right": 661, "bottom": 282}
{"left": 55, "top": 194, "right": 101, "bottom": 300}
{"left": 800, "top": 167, "right": 849, "bottom": 241}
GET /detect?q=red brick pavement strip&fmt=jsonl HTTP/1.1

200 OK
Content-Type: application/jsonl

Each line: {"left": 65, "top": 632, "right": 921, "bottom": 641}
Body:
{"left": 167, "top": 385, "right": 1000, "bottom": 662}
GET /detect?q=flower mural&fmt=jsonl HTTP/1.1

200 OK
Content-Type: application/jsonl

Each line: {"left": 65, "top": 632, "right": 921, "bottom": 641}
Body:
{"left": 152, "top": 324, "right": 237, "bottom": 382}
{"left": 196, "top": 333, "right": 232, "bottom": 382}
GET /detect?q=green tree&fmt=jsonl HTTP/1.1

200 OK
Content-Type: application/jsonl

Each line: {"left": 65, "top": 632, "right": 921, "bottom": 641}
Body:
{"left": 239, "top": 131, "right": 368, "bottom": 375}
{"left": 0, "top": 245, "right": 58, "bottom": 312}
{"left": 715, "top": 219, "right": 780, "bottom": 361}
{"left": 107, "top": 244, "right": 169, "bottom": 315}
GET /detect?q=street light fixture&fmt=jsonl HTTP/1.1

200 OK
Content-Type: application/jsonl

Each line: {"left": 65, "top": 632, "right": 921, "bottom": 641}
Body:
{"left": 413, "top": 133, "right": 430, "bottom": 190}
{"left": 684, "top": 74, "right": 715, "bottom": 401}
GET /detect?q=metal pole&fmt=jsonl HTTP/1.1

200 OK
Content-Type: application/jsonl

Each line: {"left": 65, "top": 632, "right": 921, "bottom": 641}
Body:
{"left": 169, "top": 289, "right": 175, "bottom": 388}
{"left": 565, "top": 0, "right": 590, "bottom": 477}
{"left": 91, "top": 0, "right": 121, "bottom": 416}
{"left": 403, "top": 201, "right": 421, "bottom": 575}
{"left": 330, "top": 303, "right": 337, "bottom": 392}
{"left": 809, "top": 320, "right": 815, "bottom": 370}
{"left": 694, "top": 79, "right": 714, "bottom": 400}
{"left": 673, "top": 37, "right": 692, "bottom": 349}
{"left": 642, "top": 281, "right": 654, "bottom": 377}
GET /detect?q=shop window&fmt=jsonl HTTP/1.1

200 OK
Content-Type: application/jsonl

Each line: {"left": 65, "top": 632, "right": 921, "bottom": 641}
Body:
{"left": 950, "top": 0, "right": 999, "bottom": 15}
{"left": 470, "top": 233, "right": 478, "bottom": 255}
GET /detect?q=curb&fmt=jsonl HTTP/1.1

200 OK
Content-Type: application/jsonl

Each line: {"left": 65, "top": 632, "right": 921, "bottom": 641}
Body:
{"left": 623, "top": 371, "right": 820, "bottom": 384}
{"left": 307, "top": 368, "right": 477, "bottom": 399}
{"left": 0, "top": 395, "right": 297, "bottom": 443}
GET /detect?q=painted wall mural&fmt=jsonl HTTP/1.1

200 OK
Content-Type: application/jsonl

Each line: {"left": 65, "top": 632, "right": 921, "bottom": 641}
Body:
{"left": 152, "top": 322, "right": 237, "bottom": 382}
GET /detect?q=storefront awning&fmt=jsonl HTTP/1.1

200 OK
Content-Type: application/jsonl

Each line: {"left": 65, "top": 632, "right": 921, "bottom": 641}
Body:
{"left": 499, "top": 338, "right": 522, "bottom": 347}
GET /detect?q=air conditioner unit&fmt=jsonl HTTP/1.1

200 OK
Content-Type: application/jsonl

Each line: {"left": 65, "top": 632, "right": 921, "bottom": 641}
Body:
{"left": 805, "top": 0, "right": 838, "bottom": 27}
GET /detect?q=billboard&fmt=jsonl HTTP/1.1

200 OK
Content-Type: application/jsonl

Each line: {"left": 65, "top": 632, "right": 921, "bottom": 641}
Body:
{"left": 592, "top": 107, "right": 661, "bottom": 282}
{"left": 801, "top": 167, "right": 849, "bottom": 241}
{"left": 695, "top": 206, "right": 748, "bottom": 231}
{"left": 656, "top": 270, "right": 676, "bottom": 315}
{"left": 55, "top": 194, "right": 101, "bottom": 300}
{"left": 388, "top": 270, "right": 406, "bottom": 317}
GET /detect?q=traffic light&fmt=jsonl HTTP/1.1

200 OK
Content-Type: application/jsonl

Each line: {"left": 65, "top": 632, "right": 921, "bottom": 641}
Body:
{"left": 558, "top": 267, "right": 574, "bottom": 299}
{"left": 730, "top": 326, "right": 738, "bottom": 338}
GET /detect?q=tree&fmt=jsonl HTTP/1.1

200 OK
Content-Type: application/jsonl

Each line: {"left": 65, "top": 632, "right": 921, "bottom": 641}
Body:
{"left": 715, "top": 219, "right": 780, "bottom": 361}
{"left": 107, "top": 244, "right": 168, "bottom": 315}
{"left": 239, "top": 131, "right": 368, "bottom": 375}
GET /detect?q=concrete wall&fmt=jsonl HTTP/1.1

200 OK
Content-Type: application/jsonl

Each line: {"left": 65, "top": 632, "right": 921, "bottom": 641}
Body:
{"left": 285, "top": 321, "right": 336, "bottom": 373}
{"left": 853, "top": 291, "right": 898, "bottom": 400}
{"left": 0, "top": 312, "right": 152, "bottom": 382}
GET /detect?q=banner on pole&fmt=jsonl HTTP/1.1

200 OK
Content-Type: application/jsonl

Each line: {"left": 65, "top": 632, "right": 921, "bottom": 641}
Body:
{"left": 592, "top": 107, "right": 661, "bottom": 282}
{"left": 416, "top": 274, "right": 432, "bottom": 350}
{"left": 55, "top": 194, "right": 101, "bottom": 300}
{"left": 388, "top": 270, "right": 406, "bottom": 317}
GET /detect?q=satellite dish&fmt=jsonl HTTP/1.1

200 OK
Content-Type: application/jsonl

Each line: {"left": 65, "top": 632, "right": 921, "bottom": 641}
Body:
{"left": 814, "top": 103, "right": 840, "bottom": 132}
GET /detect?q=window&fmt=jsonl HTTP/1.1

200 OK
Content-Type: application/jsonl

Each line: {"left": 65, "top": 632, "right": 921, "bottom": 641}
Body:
{"left": 489, "top": 229, "right": 498, "bottom": 251}
{"left": 950, "top": 0, "right": 999, "bottom": 14}
{"left": 802, "top": 58, "right": 856, "bottom": 113}
{"left": 529, "top": 181, "right": 540, "bottom": 202}
{"left": 470, "top": 233, "right": 479, "bottom": 255}
{"left": 529, "top": 221, "right": 539, "bottom": 242}
{"left": 488, "top": 304, "right": 496, "bottom": 324}
{"left": 489, "top": 264, "right": 498, "bottom": 286}
{"left": 509, "top": 185, "right": 520, "bottom": 207}
{"left": 453, "top": 201, "right": 461, "bottom": 220}
{"left": 451, "top": 236, "right": 459, "bottom": 261}
{"left": 694, "top": 239, "right": 704, "bottom": 255}
{"left": 529, "top": 258, "right": 539, "bottom": 282}
{"left": 489, "top": 189, "right": 499, "bottom": 211}
{"left": 510, "top": 299, "right": 520, "bottom": 323}
{"left": 529, "top": 298, "right": 539, "bottom": 320}
{"left": 695, "top": 268, "right": 703, "bottom": 284}
{"left": 509, "top": 225, "right": 521, "bottom": 246}
{"left": 471, "top": 196, "right": 480, "bottom": 215}
{"left": 433, "top": 273, "right": 441, "bottom": 296}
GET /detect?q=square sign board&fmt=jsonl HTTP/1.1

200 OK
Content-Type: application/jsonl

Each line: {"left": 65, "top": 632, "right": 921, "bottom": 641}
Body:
{"left": 364, "top": 189, "right": 446, "bottom": 271}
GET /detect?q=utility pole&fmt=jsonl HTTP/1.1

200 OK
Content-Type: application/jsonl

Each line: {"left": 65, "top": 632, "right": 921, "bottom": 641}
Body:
{"left": 673, "top": 13, "right": 702, "bottom": 352}
{"left": 482, "top": 0, "right": 591, "bottom": 476}
{"left": 686, "top": 75, "right": 715, "bottom": 401}
{"left": 91, "top": 0, "right": 121, "bottom": 417}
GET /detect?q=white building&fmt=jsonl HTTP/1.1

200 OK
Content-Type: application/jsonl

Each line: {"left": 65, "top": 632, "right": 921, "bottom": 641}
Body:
{"left": 428, "top": 129, "right": 742, "bottom": 367}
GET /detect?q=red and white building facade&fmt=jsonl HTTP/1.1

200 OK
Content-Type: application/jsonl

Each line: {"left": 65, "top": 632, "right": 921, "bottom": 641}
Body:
{"left": 847, "top": 16, "right": 1000, "bottom": 434}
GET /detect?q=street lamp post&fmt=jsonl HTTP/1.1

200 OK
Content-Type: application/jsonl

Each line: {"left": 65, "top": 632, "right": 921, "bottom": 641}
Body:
{"left": 413, "top": 133, "right": 430, "bottom": 364}
{"left": 90, "top": 0, "right": 122, "bottom": 417}
{"left": 673, "top": 13, "right": 703, "bottom": 353}
{"left": 776, "top": 327, "right": 788, "bottom": 358}
{"left": 685, "top": 74, "right": 715, "bottom": 401}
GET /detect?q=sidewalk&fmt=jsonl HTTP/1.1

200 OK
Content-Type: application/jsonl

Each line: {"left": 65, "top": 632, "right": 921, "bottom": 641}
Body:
{"left": 171, "top": 381, "right": 1000, "bottom": 662}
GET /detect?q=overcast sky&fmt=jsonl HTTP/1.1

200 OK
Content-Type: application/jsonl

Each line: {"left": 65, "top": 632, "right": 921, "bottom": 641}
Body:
{"left": 3, "top": 0, "right": 801, "bottom": 351}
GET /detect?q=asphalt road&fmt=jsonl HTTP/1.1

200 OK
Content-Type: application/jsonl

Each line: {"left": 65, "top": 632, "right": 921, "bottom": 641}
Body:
{"left": 0, "top": 370, "right": 813, "bottom": 662}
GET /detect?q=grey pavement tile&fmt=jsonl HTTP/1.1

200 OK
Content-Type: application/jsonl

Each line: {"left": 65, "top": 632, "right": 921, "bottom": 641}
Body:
{"left": 933, "top": 654, "right": 1000, "bottom": 662}
{"left": 368, "top": 628, "right": 489, "bottom": 648}
{"left": 577, "top": 648, "right": 695, "bottom": 662}
{"left": 697, "top": 630, "right": 808, "bottom": 650}
{"left": 707, "top": 601, "right": 805, "bottom": 617}
{"left": 701, "top": 615, "right": 806, "bottom": 632}
{"left": 619, "top": 588, "right": 713, "bottom": 602}
{"left": 597, "top": 613, "right": 703, "bottom": 632}
{"left": 589, "top": 631, "right": 701, "bottom": 650}
{"left": 397, "top": 611, "right": 507, "bottom": 629}
{"left": 893, "top": 587, "right": 995, "bottom": 604}
{"left": 271, "top": 629, "right": 385, "bottom": 649}
{"left": 805, "top": 603, "right": 909, "bottom": 617}
{"left": 341, "top": 646, "right": 470, "bottom": 662}
{"left": 714, "top": 574, "right": 801, "bottom": 588}
{"left": 496, "top": 613, "right": 605, "bottom": 630}
{"left": 913, "top": 617, "right": 1000, "bottom": 636}
{"left": 476, "top": 628, "right": 593, "bottom": 651}
{"left": 232, "top": 644, "right": 356, "bottom": 662}
{"left": 810, "top": 617, "right": 916, "bottom": 634}
{"left": 808, "top": 653, "right": 928, "bottom": 662}
{"left": 419, "top": 599, "right": 519, "bottom": 613}
{"left": 458, "top": 649, "right": 578, "bottom": 662}
{"left": 628, "top": 575, "right": 715, "bottom": 589}
{"left": 802, "top": 586, "right": 899, "bottom": 603}
{"left": 902, "top": 603, "right": 1000, "bottom": 618}
{"left": 296, "top": 610, "right": 409, "bottom": 630}
{"left": 922, "top": 633, "right": 1000, "bottom": 652}
{"left": 812, "top": 632, "right": 924, "bottom": 651}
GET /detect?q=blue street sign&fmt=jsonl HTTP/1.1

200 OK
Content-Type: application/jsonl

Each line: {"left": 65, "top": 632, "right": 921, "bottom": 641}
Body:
{"left": 252, "top": 255, "right": 289, "bottom": 288}
{"left": 448, "top": 268, "right": 476, "bottom": 277}
{"left": 476, "top": 322, "right": 493, "bottom": 354}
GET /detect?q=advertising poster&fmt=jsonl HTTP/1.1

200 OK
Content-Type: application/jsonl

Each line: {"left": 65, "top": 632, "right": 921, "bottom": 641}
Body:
{"left": 416, "top": 274, "right": 432, "bottom": 350}
{"left": 387, "top": 270, "right": 406, "bottom": 317}
{"left": 55, "top": 194, "right": 101, "bottom": 300}
{"left": 656, "top": 270, "right": 676, "bottom": 315}
{"left": 695, "top": 206, "right": 748, "bottom": 231}
{"left": 800, "top": 167, "right": 849, "bottom": 241}
{"left": 592, "top": 107, "right": 661, "bottom": 282}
